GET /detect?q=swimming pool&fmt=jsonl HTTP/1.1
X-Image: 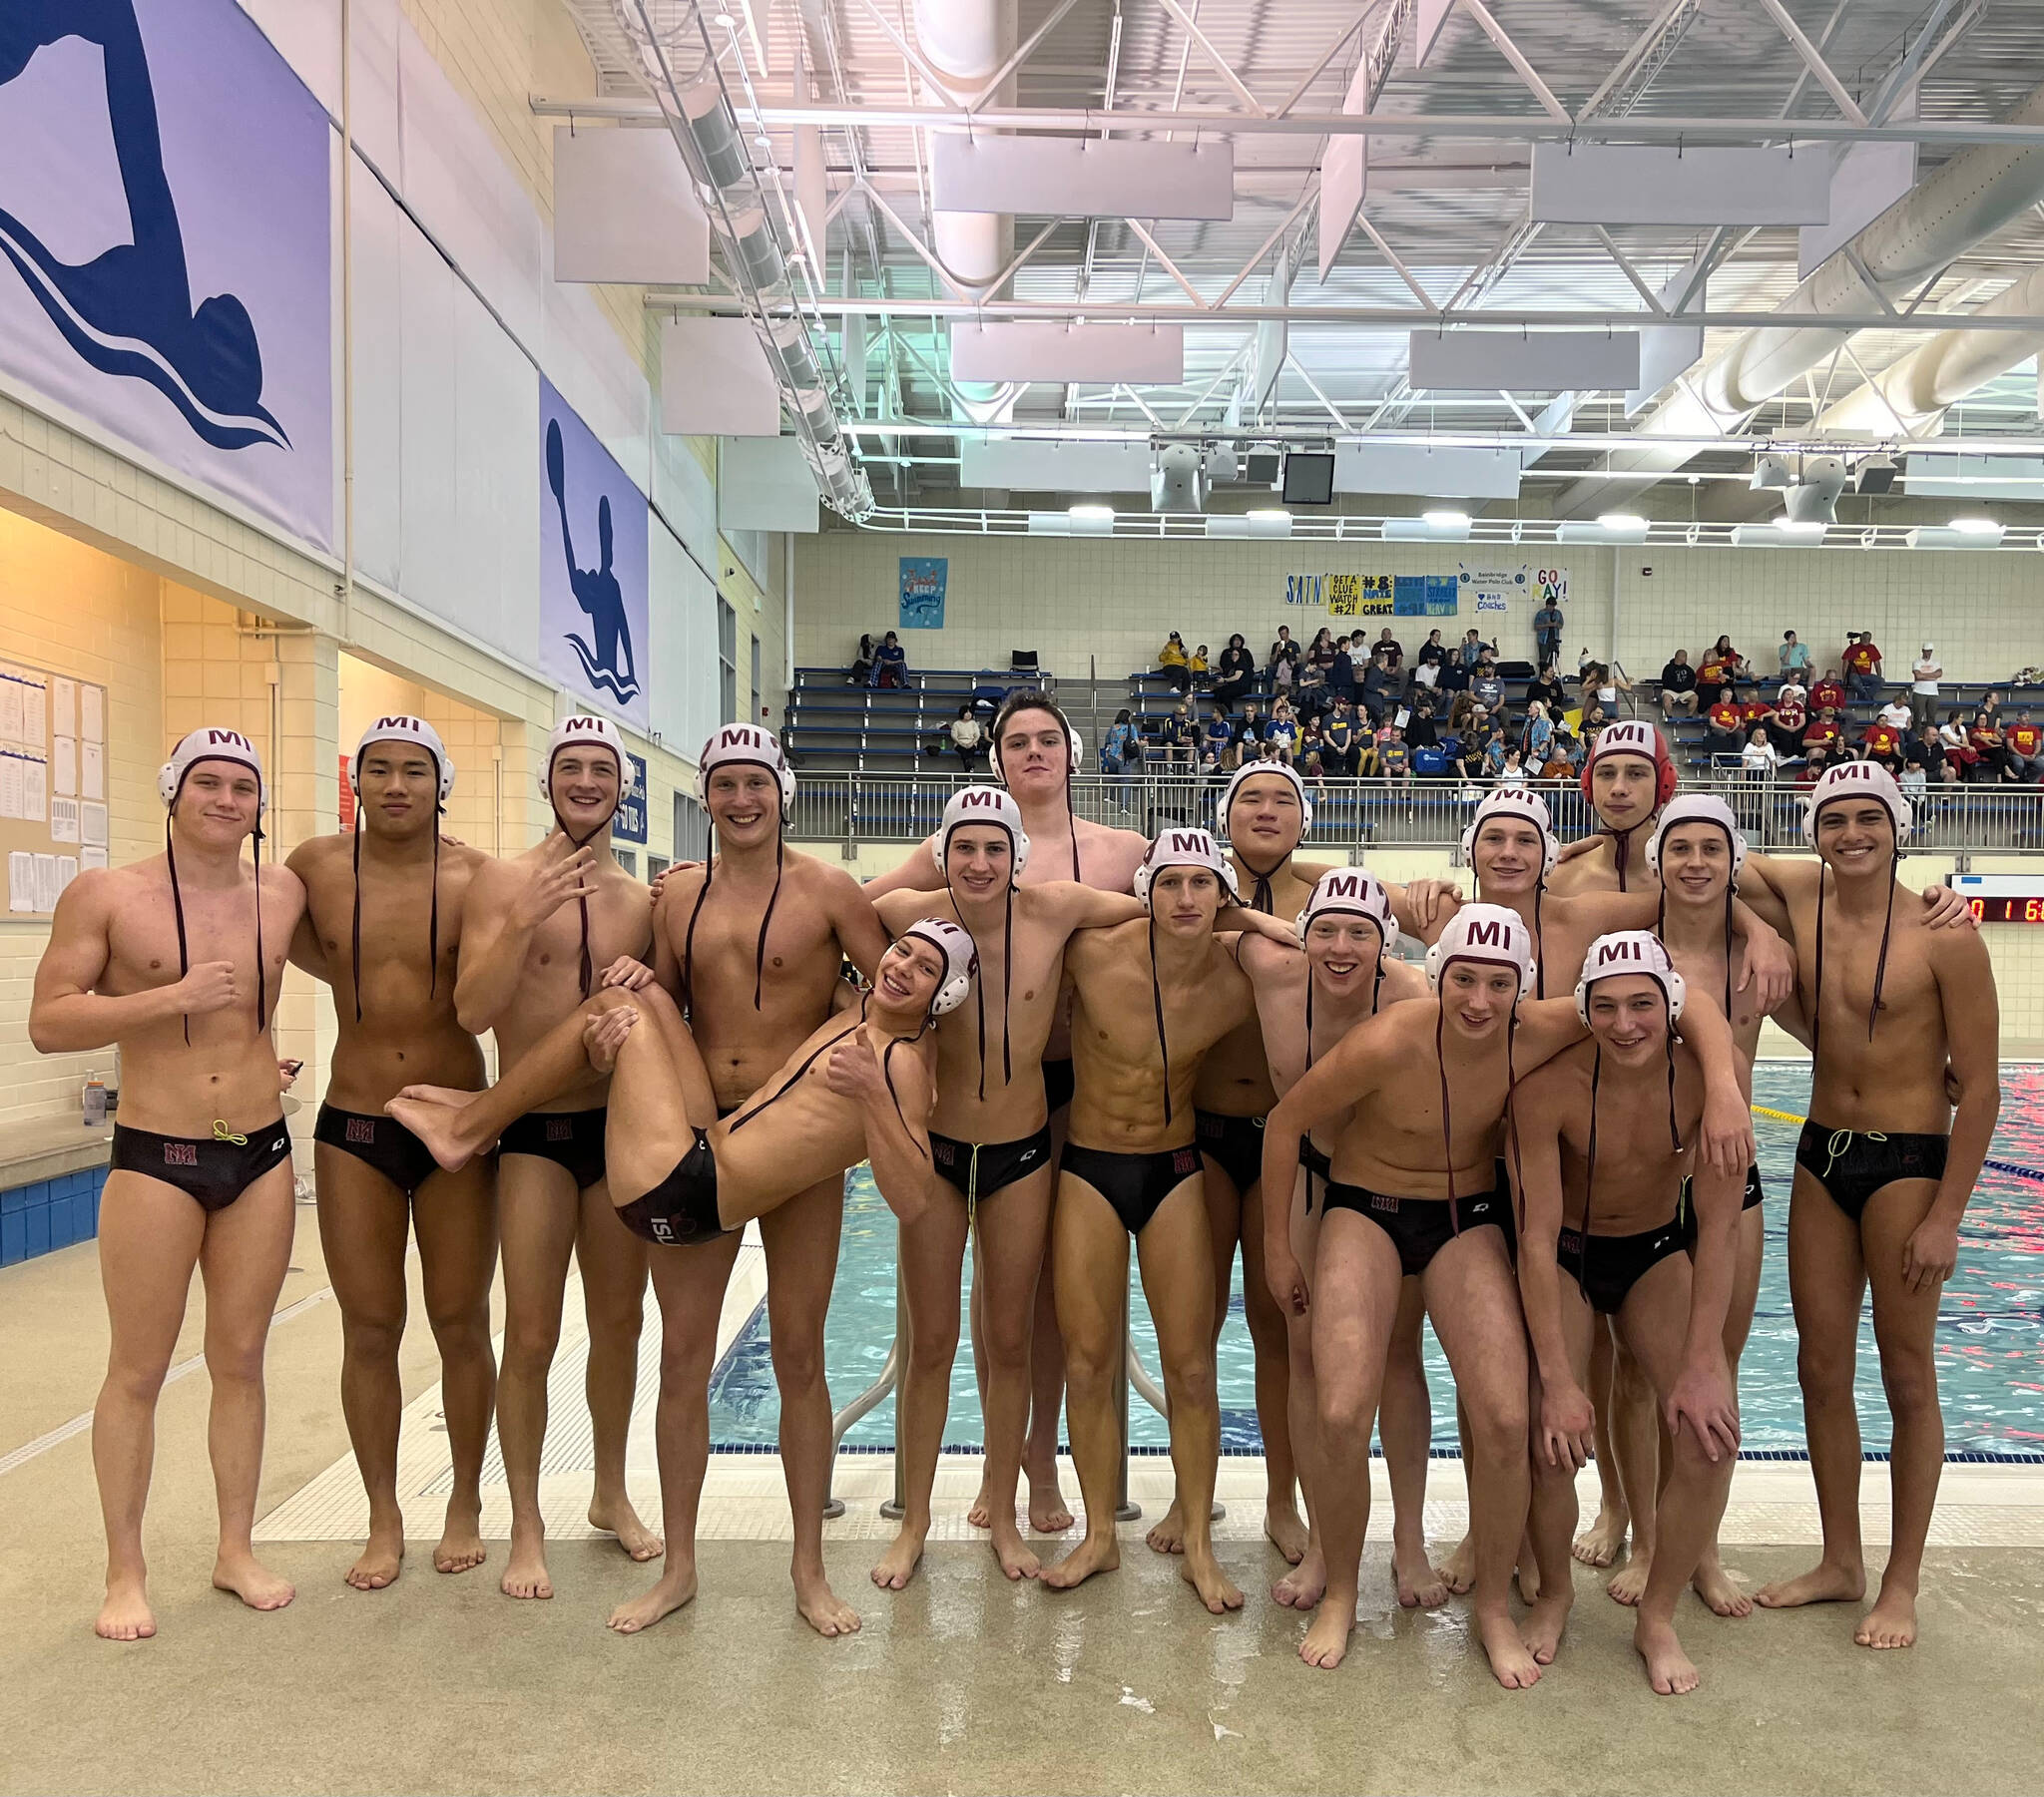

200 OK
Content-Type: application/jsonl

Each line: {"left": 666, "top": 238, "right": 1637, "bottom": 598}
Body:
{"left": 707, "top": 1063, "right": 2044, "bottom": 1459}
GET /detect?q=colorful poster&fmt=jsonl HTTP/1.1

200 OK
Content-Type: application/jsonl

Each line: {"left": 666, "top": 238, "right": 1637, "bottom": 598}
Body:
{"left": 899, "top": 557, "right": 947, "bottom": 629}
{"left": 1326, "top": 573, "right": 1394, "bottom": 618}
{"left": 1457, "top": 563, "right": 1568, "bottom": 620}
{"left": 1393, "top": 574, "right": 1459, "bottom": 617}
{"left": 0, "top": 0, "right": 333, "bottom": 550}
{"left": 613, "top": 750, "right": 649, "bottom": 845}
{"left": 1283, "top": 573, "right": 1324, "bottom": 608}
{"left": 539, "top": 376, "right": 650, "bottom": 728}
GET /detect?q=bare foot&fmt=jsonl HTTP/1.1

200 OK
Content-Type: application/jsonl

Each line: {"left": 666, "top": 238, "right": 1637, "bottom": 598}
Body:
{"left": 1636, "top": 1614, "right": 1700, "bottom": 1694}
{"left": 1145, "top": 1500, "right": 1187, "bottom": 1557}
{"left": 1438, "top": 1532, "right": 1475, "bottom": 1595}
{"left": 966, "top": 1474, "right": 997, "bottom": 1531}
{"left": 1691, "top": 1551, "right": 1751, "bottom": 1618}
{"left": 1755, "top": 1560, "right": 1864, "bottom": 1611}
{"left": 500, "top": 1530, "right": 553, "bottom": 1599}
{"left": 1393, "top": 1539, "right": 1449, "bottom": 1609}
{"left": 1521, "top": 1591, "right": 1572, "bottom": 1665}
{"left": 344, "top": 1521, "right": 404, "bottom": 1591}
{"left": 1275, "top": 1544, "right": 1326, "bottom": 1610}
{"left": 433, "top": 1501, "right": 487, "bottom": 1575}
{"left": 385, "top": 1091, "right": 481, "bottom": 1172}
{"left": 1041, "top": 1532, "right": 1120, "bottom": 1592}
{"left": 990, "top": 1520, "right": 1041, "bottom": 1581}
{"left": 1264, "top": 1500, "right": 1308, "bottom": 1567}
{"left": 1298, "top": 1598, "right": 1354, "bottom": 1669}
{"left": 607, "top": 1567, "right": 697, "bottom": 1634}
{"left": 870, "top": 1526, "right": 926, "bottom": 1591}
{"left": 1606, "top": 1553, "right": 1651, "bottom": 1607}
{"left": 1181, "top": 1544, "right": 1245, "bottom": 1615}
{"left": 589, "top": 1495, "right": 664, "bottom": 1564}
{"left": 95, "top": 1576, "right": 157, "bottom": 1641}
{"left": 1478, "top": 1608, "right": 1543, "bottom": 1689}
{"left": 1573, "top": 1502, "right": 1629, "bottom": 1568}
{"left": 1028, "top": 1469, "right": 1074, "bottom": 1534}
{"left": 795, "top": 1568, "right": 862, "bottom": 1637}
{"left": 1854, "top": 1584, "right": 1918, "bottom": 1650}
{"left": 212, "top": 1550, "right": 295, "bottom": 1612}
{"left": 1517, "top": 1548, "right": 1542, "bottom": 1606}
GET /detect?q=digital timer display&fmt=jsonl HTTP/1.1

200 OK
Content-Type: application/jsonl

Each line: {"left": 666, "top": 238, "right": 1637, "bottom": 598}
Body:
{"left": 1965, "top": 896, "right": 2044, "bottom": 923}
{"left": 1946, "top": 876, "right": 2044, "bottom": 923}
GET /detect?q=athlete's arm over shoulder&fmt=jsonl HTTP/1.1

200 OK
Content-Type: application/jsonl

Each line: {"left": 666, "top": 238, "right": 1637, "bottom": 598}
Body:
{"left": 282, "top": 837, "right": 332, "bottom": 982}
{"left": 816, "top": 861, "right": 889, "bottom": 980}
{"left": 1914, "top": 926, "right": 2001, "bottom": 1291}
{"left": 862, "top": 835, "right": 946, "bottom": 897}
{"left": 1508, "top": 1061, "right": 1593, "bottom": 1468}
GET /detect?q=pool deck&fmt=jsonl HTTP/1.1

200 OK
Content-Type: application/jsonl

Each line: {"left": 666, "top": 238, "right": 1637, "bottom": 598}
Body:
{"left": 4, "top": 1207, "right": 2041, "bottom": 1795}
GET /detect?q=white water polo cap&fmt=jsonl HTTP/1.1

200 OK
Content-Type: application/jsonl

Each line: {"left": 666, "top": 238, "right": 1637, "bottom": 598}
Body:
{"left": 1574, "top": 930, "right": 1687, "bottom": 1029}
{"left": 1802, "top": 758, "right": 1911, "bottom": 848}
{"left": 349, "top": 715, "right": 453, "bottom": 803}
{"left": 1295, "top": 866, "right": 1398, "bottom": 956}
{"left": 1424, "top": 902, "right": 1537, "bottom": 998}
{"left": 1461, "top": 787, "right": 1558, "bottom": 878}
{"left": 1134, "top": 827, "right": 1243, "bottom": 907}
{"left": 695, "top": 722, "right": 794, "bottom": 819}
{"left": 1647, "top": 794, "right": 1747, "bottom": 881}
{"left": 933, "top": 785, "right": 1030, "bottom": 878}
{"left": 540, "top": 713, "right": 627, "bottom": 796}
{"left": 1221, "top": 758, "right": 1315, "bottom": 841}
{"left": 899, "top": 918, "right": 979, "bottom": 1016}
{"left": 160, "top": 727, "right": 265, "bottom": 813}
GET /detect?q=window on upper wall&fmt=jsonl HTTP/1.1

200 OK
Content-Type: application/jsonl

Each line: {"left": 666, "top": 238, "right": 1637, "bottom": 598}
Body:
{"left": 752, "top": 636, "right": 763, "bottom": 725}
{"left": 718, "top": 598, "right": 738, "bottom": 724}
{"left": 674, "top": 790, "right": 710, "bottom": 863}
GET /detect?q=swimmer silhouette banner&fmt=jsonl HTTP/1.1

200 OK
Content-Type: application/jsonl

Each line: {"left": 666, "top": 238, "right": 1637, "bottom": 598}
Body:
{"left": 539, "top": 377, "right": 650, "bottom": 730}
{"left": 0, "top": 0, "right": 333, "bottom": 551}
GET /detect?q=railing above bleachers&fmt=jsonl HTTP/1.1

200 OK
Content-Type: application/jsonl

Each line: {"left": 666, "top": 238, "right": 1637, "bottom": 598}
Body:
{"left": 785, "top": 771, "right": 2044, "bottom": 855}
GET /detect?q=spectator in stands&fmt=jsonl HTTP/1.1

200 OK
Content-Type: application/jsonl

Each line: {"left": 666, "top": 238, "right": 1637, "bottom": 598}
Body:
{"left": 1294, "top": 654, "right": 1330, "bottom": 721}
{"left": 1696, "top": 642, "right": 1737, "bottom": 708}
{"left": 1101, "top": 707, "right": 1143, "bottom": 771}
{"left": 1306, "top": 627, "right": 1336, "bottom": 672}
{"left": 848, "top": 632, "right": 876, "bottom": 686}
{"left": 1861, "top": 712, "right": 1905, "bottom": 765}
{"left": 1659, "top": 648, "right": 1700, "bottom": 717}
{"left": 1481, "top": 728, "right": 1511, "bottom": 781}
{"left": 1809, "top": 667, "right": 1846, "bottom": 713}
{"left": 1905, "top": 721, "right": 1948, "bottom": 785}
{"left": 1360, "top": 650, "right": 1398, "bottom": 724}
{"left": 1583, "top": 660, "right": 1628, "bottom": 716}
{"left": 1780, "top": 629, "right": 1811, "bottom": 678}
{"left": 1540, "top": 730, "right": 1579, "bottom": 779}
{"left": 1525, "top": 663, "right": 1566, "bottom": 719}
{"left": 2007, "top": 709, "right": 2043, "bottom": 780}
{"left": 1803, "top": 705, "right": 1843, "bottom": 759}
{"left": 1298, "top": 746, "right": 1327, "bottom": 790}
{"left": 1157, "top": 700, "right": 1197, "bottom": 768}
{"left": 1458, "top": 629, "right": 1491, "bottom": 670}
{"left": 1379, "top": 722, "right": 1412, "bottom": 785}
{"left": 1298, "top": 714, "right": 1326, "bottom": 769}
{"left": 1844, "top": 631, "right": 1884, "bottom": 701}
{"left": 1878, "top": 693, "right": 1914, "bottom": 736}
{"left": 1190, "top": 644, "right": 1212, "bottom": 689}
{"left": 1969, "top": 710, "right": 2019, "bottom": 781}
{"left": 1372, "top": 627, "right": 1405, "bottom": 674}
{"left": 1405, "top": 695, "right": 1440, "bottom": 750}
{"left": 1438, "top": 647, "right": 1472, "bottom": 696}
{"left": 1899, "top": 753, "right": 1929, "bottom": 803}
{"left": 1472, "top": 652, "right": 1505, "bottom": 713}
{"left": 1980, "top": 688, "right": 2006, "bottom": 728}
{"left": 1521, "top": 699, "right": 1554, "bottom": 767}
{"left": 1740, "top": 690, "right": 1777, "bottom": 741}
{"left": 1941, "top": 708, "right": 1983, "bottom": 780}
{"left": 1213, "top": 634, "right": 1255, "bottom": 710}
{"left": 1156, "top": 632, "right": 1192, "bottom": 692}
{"left": 1414, "top": 629, "right": 1447, "bottom": 685}
{"left": 1908, "top": 643, "right": 1942, "bottom": 729}
{"left": 872, "top": 630, "right": 908, "bottom": 688}
{"left": 1496, "top": 744, "right": 1530, "bottom": 789}
{"left": 1327, "top": 635, "right": 1356, "bottom": 708}
{"left": 1203, "top": 703, "right": 1233, "bottom": 764}
{"left": 1532, "top": 594, "right": 1566, "bottom": 670}
{"left": 1321, "top": 700, "right": 1359, "bottom": 776}
{"left": 1769, "top": 682, "right": 1808, "bottom": 759}
{"left": 1707, "top": 695, "right": 1747, "bottom": 753}
{"left": 1795, "top": 743, "right": 1831, "bottom": 791}
{"left": 948, "top": 702, "right": 984, "bottom": 772}
{"left": 1742, "top": 726, "right": 1781, "bottom": 779}
{"left": 1266, "top": 697, "right": 1301, "bottom": 761}
{"left": 1235, "top": 699, "right": 1264, "bottom": 752}
{"left": 1269, "top": 626, "right": 1301, "bottom": 693}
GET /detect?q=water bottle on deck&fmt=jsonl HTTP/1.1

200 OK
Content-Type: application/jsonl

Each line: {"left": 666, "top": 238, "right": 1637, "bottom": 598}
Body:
{"left": 83, "top": 1070, "right": 107, "bottom": 1128}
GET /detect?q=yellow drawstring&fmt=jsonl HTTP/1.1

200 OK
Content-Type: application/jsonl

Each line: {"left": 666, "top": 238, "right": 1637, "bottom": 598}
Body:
{"left": 211, "top": 1121, "right": 249, "bottom": 1146}
{"left": 1821, "top": 1128, "right": 1886, "bottom": 1181}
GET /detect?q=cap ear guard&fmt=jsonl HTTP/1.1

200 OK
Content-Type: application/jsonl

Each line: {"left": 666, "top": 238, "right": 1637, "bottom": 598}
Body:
{"left": 695, "top": 722, "right": 796, "bottom": 821}
{"left": 350, "top": 715, "right": 455, "bottom": 803}
{"left": 1461, "top": 790, "right": 1558, "bottom": 878}
{"left": 1294, "top": 867, "right": 1398, "bottom": 956}
{"left": 1134, "top": 828, "right": 1242, "bottom": 907}
{"left": 1646, "top": 795, "right": 1748, "bottom": 881}
{"left": 1573, "top": 930, "right": 1688, "bottom": 1029}
{"left": 1222, "top": 760, "right": 1315, "bottom": 841}
{"left": 933, "top": 787, "right": 1032, "bottom": 879}
{"left": 900, "top": 919, "right": 978, "bottom": 1017}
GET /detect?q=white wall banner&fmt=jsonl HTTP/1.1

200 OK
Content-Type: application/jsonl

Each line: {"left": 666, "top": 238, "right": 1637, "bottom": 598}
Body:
{"left": 1458, "top": 562, "right": 1568, "bottom": 620}
{"left": 0, "top": 0, "right": 334, "bottom": 551}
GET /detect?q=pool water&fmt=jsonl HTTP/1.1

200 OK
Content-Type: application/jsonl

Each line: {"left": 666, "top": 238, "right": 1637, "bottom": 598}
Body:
{"left": 707, "top": 1063, "right": 2044, "bottom": 1459}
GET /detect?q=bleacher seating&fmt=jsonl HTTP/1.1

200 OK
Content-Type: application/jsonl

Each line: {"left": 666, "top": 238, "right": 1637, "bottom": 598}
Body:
{"left": 784, "top": 667, "right": 1051, "bottom": 770}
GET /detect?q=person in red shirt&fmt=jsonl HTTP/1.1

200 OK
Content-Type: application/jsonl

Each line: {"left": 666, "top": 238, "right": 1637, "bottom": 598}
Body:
{"left": 1843, "top": 633, "right": 1884, "bottom": 702}
{"left": 1802, "top": 707, "right": 1843, "bottom": 756}
{"left": 1968, "top": 711, "right": 2018, "bottom": 781}
{"left": 1808, "top": 671, "right": 1846, "bottom": 713}
{"left": 1696, "top": 646, "right": 1737, "bottom": 708}
{"left": 1706, "top": 697, "right": 1747, "bottom": 751}
{"left": 1769, "top": 684, "right": 1807, "bottom": 759}
{"left": 1741, "top": 694, "right": 1777, "bottom": 730}
{"left": 1861, "top": 718, "right": 1902, "bottom": 761}
{"left": 2007, "top": 709, "right": 2043, "bottom": 780}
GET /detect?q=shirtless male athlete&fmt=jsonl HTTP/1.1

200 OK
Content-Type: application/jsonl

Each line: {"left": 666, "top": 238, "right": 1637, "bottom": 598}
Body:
{"left": 1513, "top": 933, "right": 1746, "bottom": 1695}
{"left": 648, "top": 723, "right": 886, "bottom": 1636}
{"left": 392, "top": 923, "right": 973, "bottom": 1631}
{"left": 455, "top": 713, "right": 659, "bottom": 1598}
{"left": 871, "top": 788, "right": 1293, "bottom": 1589}
{"left": 1236, "top": 868, "right": 1438, "bottom": 1614}
{"left": 287, "top": 716, "right": 495, "bottom": 1589}
{"left": 31, "top": 728, "right": 305, "bottom": 1639}
{"left": 867, "top": 690, "right": 1148, "bottom": 1533}
{"left": 1744, "top": 761, "right": 1999, "bottom": 1648}
{"left": 1260, "top": 905, "right": 1754, "bottom": 1683}
{"left": 1041, "top": 829, "right": 1258, "bottom": 1615}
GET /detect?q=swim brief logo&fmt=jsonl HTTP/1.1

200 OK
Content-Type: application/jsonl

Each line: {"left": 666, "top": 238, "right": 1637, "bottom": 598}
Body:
{"left": 647, "top": 1215, "right": 675, "bottom": 1244}
{"left": 1369, "top": 1192, "right": 1398, "bottom": 1213}
{"left": 345, "top": 1118, "right": 377, "bottom": 1144}
{"left": 0, "top": 3, "right": 288, "bottom": 452}
{"left": 1172, "top": 1147, "right": 1202, "bottom": 1178}
{"left": 164, "top": 1140, "right": 199, "bottom": 1166}
{"left": 545, "top": 1118, "right": 574, "bottom": 1142}
{"left": 546, "top": 419, "right": 640, "bottom": 706}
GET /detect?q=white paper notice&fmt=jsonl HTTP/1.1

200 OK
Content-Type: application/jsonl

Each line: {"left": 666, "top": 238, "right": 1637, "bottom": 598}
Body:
{"left": 53, "top": 735, "right": 77, "bottom": 797}
{"left": 0, "top": 755, "right": 19, "bottom": 820}
{"left": 56, "top": 855, "right": 78, "bottom": 897}
{"left": 21, "top": 679, "right": 46, "bottom": 747}
{"left": 50, "top": 796, "right": 80, "bottom": 843}
{"left": 81, "top": 800, "right": 109, "bottom": 847}
{"left": 81, "top": 684, "right": 105, "bottom": 745}
{"left": 50, "top": 676, "right": 76, "bottom": 741}
{"left": 81, "top": 739, "right": 104, "bottom": 801}
{"left": 33, "top": 852, "right": 58, "bottom": 913}
{"left": 20, "top": 756, "right": 46, "bottom": 823}
{"left": 80, "top": 846, "right": 109, "bottom": 871}
{"left": 7, "top": 851, "right": 32, "bottom": 913}
{"left": 0, "top": 675, "right": 22, "bottom": 745}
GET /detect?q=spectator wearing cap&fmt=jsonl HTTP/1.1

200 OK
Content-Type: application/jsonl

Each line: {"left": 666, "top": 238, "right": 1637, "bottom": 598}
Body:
{"left": 1802, "top": 705, "right": 1843, "bottom": 758}
{"left": 1471, "top": 653, "right": 1505, "bottom": 713}
{"left": 1909, "top": 644, "right": 1942, "bottom": 729}
{"left": 872, "top": 630, "right": 908, "bottom": 687}
{"left": 1532, "top": 595, "right": 1565, "bottom": 670}
{"left": 1844, "top": 631, "right": 1884, "bottom": 702}
{"left": 1659, "top": 648, "right": 1700, "bottom": 717}
{"left": 1808, "top": 669, "right": 1847, "bottom": 713}
{"left": 1780, "top": 629, "right": 1812, "bottom": 678}
{"left": 1156, "top": 632, "right": 1192, "bottom": 692}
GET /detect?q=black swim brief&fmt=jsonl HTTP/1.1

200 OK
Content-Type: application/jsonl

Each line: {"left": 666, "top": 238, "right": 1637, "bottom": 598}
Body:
{"left": 1196, "top": 1109, "right": 1267, "bottom": 1193}
{"left": 1062, "top": 1141, "right": 1205, "bottom": 1236}
{"left": 313, "top": 1105, "right": 442, "bottom": 1201}
{"left": 498, "top": 1107, "right": 608, "bottom": 1191}
{"left": 1318, "top": 1183, "right": 1508, "bottom": 1278}
{"left": 1557, "top": 1216, "right": 1688, "bottom": 1315}
{"left": 111, "top": 1119, "right": 292, "bottom": 1214}
{"left": 1043, "top": 1058, "right": 1076, "bottom": 1114}
{"left": 1677, "top": 1162, "right": 1767, "bottom": 1238}
{"left": 931, "top": 1123, "right": 1054, "bottom": 1204}
{"left": 1795, "top": 1122, "right": 1949, "bottom": 1224}
{"left": 1299, "top": 1138, "right": 1333, "bottom": 1212}
{"left": 614, "top": 1129, "right": 731, "bottom": 1247}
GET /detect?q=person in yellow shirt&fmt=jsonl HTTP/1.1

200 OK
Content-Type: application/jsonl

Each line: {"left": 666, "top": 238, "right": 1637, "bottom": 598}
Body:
{"left": 1157, "top": 633, "right": 1191, "bottom": 693}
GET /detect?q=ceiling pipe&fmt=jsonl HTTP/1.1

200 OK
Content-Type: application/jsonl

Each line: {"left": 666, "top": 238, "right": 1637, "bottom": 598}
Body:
{"left": 1555, "top": 76, "right": 2044, "bottom": 516}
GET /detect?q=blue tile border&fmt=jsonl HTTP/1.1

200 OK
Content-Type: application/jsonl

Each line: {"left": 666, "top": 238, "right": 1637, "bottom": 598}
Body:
{"left": 0, "top": 1166, "right": 109, "bottom": 1266}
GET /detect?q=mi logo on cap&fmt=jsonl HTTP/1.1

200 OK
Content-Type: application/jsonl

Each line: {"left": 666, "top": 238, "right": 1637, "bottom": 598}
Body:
{"left": 564, "top": 716, "right": 604, "bottom": 735}
{"left": 1324, "top": 874, "right": 1363, "bottom": 900}
{"left": 206, "top": 729, "right": 254, "bottom": 750}
{"left": 373, "top": 715, "right": 413, "bottom": 731}
{"left": 1595, "top": 940, "right": 1641, "bottom": 969}
{"left": 1165, "top": 831, "right": 1208, "bottom": 855}
{"left": 957, "top": 790, "right": 1004, "bottom": 812}
{"left": 1465, "top": 918, "right": 1509, "bottom": 949}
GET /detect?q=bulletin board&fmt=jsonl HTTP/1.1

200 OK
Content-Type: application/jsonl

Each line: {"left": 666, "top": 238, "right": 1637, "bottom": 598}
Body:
{"left": 2, "top": 659, "right": 111, "bottom": 917}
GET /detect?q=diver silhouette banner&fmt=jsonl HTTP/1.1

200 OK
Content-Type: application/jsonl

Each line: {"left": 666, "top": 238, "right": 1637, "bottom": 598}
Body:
{"left": 0, "top": 0, "right": 332, "bottom": 551}
{"left": 538, "top": 376, "right": 649, "bottom": 729}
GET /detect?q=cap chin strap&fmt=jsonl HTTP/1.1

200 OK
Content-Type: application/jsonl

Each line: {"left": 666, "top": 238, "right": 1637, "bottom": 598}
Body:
{"left": 941, "top": 867, "right": 1015, "bottom": 1104}
{"left": 550, "top": 764, "right": 621, "bottom": 1000}
{"left": 681, "top": 829, "right": 785, "bottom": 1019}
{"left": 1301, "top": 933, "right": 1386, "bottom": 1215}
{"left": 350, "top": 773, "right": 443, "bottom": 1024}
{"left": 1810, "top": 836, "right": 1900, "bottom": 1064}
{"left": 166, "top": 778, "right": 266, "bottom": 1048}
{"left": 1149, "top": 910, "right": 1174, "bottom": 1125}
